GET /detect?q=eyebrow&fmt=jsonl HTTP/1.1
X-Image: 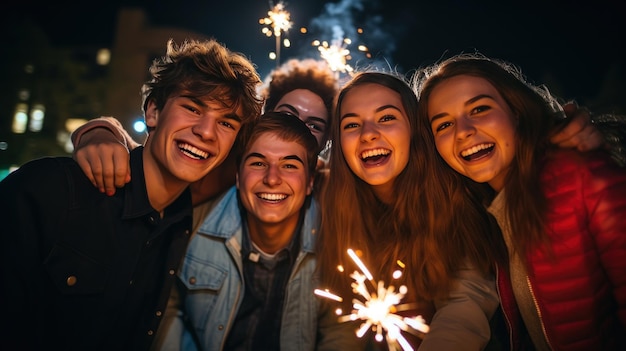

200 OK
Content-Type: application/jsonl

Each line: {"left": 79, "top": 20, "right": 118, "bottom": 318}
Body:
{"left": 429, "top": 94, "right": 493, "bottom": 123}
{"left": 340, "top": 104, "right": 402, "bottom": 120}
{"left": 305, "top": 116, "right": 327, "bottom": 126}
{"left": 275, "top": 103, "right": 299, "bottom": 116}
{"left": 181, "top": 94, "right": 242, "bottom": 122}
{"left": 276, "top": 104, "right": 327, "bottom": 126}
{"left": 244, "top": 152, "right": 306, "bottom": 165}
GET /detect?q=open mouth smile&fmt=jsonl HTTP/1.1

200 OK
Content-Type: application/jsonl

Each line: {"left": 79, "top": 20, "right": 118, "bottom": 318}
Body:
{"left": 178, "top": 142, "right": 210, "bottom": 160}
{"left": 360, "top": 148, "right": 390, "bottom": 164}
{"left": 460, "top": 143, "right": 494, "bottom": 161}
{"left": 257, "top": 193, "right": 288, "bottom": 203}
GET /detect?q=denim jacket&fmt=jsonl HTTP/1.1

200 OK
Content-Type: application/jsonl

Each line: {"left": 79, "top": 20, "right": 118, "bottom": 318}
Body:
{"left": 158, "top": 186, "right": 357, "bottom": 351}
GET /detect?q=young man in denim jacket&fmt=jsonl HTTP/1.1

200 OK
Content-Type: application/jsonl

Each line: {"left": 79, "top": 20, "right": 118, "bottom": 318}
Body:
{"left": 154, "top": 112, "right": 360, "bottom": 351}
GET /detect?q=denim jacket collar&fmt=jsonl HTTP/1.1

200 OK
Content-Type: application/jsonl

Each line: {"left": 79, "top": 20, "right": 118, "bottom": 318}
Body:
{"left": 196, "top": 186, "right": 318, "bottom": 254}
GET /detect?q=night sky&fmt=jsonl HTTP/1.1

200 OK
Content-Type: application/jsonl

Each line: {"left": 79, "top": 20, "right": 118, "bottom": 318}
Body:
{"left": 6, "top": 0, "right": 626, "bottom": 113}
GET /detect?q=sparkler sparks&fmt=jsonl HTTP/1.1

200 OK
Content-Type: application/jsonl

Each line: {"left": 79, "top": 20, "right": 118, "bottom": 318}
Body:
{"left": 312, "top": 38, "right": 354, "bottom": 77}
{"left": 259, "top": 1, "right": 292, "bottom": 67}
{"left": 314, "top": 249, "right": 430, "bottom": 351}
{"left": 312, "top": 31, "right": 370, "bottom": 78}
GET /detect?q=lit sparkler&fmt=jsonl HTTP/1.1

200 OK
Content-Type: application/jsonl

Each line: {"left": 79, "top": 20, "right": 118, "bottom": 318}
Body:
{"left": 313, "top": 38, "right": 354, "bottom": 77}
{"left": 314, "top": 249, "right": 430, "bottom": 351}
{"left": 312, "top": 28, "right": 370, "bottom": 78}
{"left": 259, "top": 1, "right": 292, "bottom": 67}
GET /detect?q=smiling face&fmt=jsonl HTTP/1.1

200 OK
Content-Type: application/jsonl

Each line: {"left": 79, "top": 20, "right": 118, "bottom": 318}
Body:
{"left": 272, "top": 89, "right": 329, "bottom": 148}
{"left": 236, "top": 132, "right": 313, "bottom": 240}
{"left": 427, "top": 75, "right": 517, "bottom": 191}
{"left": 339, "top": 83, "right": 411, "bottom": 200}
{"left": 143, "top": 93, "right": 243, "bottom": 186}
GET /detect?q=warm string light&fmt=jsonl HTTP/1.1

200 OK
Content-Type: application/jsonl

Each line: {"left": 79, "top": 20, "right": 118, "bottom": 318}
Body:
{"left": 314, "top": 249, "right": 430, "bottom": 351}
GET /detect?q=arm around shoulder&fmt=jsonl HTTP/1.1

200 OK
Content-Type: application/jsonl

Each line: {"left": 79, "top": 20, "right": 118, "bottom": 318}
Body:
{"left": 71, "top": 116, "right": 141, "bottom": 150}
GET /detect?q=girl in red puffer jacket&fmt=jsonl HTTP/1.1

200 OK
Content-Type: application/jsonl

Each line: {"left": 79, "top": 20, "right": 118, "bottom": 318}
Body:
{"left": 414, "top": 53, "right": 626, "bottom": 351}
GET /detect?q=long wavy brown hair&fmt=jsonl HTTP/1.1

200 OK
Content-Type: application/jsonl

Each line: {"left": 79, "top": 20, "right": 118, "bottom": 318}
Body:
{"left": 413, "top": 54, "right": 560, "bottom": 261}
{"left": 316, "top": 71, "right": 501, "bottom": 304}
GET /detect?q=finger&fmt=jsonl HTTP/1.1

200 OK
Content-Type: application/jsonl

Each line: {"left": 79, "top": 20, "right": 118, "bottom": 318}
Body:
{"left": 576, "top": 125, "right": 604, "bottom": 152}
{"left": 550, "top": 117, "right": 584, "bottom": 145}
{"left": 112, "top": 148, "right": 131, "bottom": 189}
{"left": 561, "top": 101, "right": 578, "bottom": 117}
{"left": 100, "top": 154, "right": 118, "bottom": 196}
{"left": 73, "top": 150, "right": 100, "bottom": 191}
{"left": 552, "top": 123, "right": 603, "bottom": 151}
{"left": 550, "top": 110, "right": 589, "bottom": 145}
{"left": 79, "top": 148, "right": 107, "bottom": 193}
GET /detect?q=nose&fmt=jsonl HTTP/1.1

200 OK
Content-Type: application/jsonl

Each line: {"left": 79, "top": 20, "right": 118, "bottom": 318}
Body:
{"left": 263, "top": 164, "right": 282, "bottom": 186}
{"left": 455, "top": 117, "right": 476, "bottom": 140}
{"left": 360, "top": 120, "right": 379, "bottom": 142}
{"left": 192, "top": 116, "right": 217, "bottom": 141}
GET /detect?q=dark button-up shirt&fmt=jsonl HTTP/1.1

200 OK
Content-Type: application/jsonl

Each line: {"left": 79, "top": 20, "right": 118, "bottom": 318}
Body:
{"left": 0, "top": 147, "right": 192, "bottom": 351}
{"left": 223, "top": 204, "right": 302, "bottom": 351}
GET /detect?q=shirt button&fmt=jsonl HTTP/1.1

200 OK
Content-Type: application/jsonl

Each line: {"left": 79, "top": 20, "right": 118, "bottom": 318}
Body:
{"left": 66, "top": 275, "right": 77, "bottom": 286}
{"left": 218, "top": 325, "right": 224, "bottom": 330}
{"left": 147, "top": 330, "right": 154, "bottom": 336}
{"left": 146, "top": 240, "right": 152, "bottom": 248}
{"left": 155, "top": 311, "right": 162, "bottom": 317}
{"left": 169, "top": 269, "right": 175, "bottom": 275}
{"left": 184, "top": 230, "right": 190, "bottom": 237}
{"left": 189, "top": 277, "right": 197, "bottom": 285}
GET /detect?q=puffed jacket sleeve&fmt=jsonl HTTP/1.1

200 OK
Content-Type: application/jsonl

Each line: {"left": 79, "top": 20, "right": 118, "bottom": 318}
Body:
{"left": 584, "top": 151, "right": 626, "bottom": 325}
{"left": 418, "top": 263, "right": 499, "bottom": 351}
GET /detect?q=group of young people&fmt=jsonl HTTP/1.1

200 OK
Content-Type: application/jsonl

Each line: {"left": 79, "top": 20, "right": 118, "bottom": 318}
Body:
{"left": 1, "top": 36, "right": 624, "bottom": 351}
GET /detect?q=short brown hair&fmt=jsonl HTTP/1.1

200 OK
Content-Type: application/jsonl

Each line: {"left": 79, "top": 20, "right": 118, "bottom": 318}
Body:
{"left": 141, "top": 38, "right": 263, "bottom": 126}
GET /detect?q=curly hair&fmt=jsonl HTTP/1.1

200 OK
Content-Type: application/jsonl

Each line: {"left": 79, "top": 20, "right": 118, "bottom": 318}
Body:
{"left": 259, "top": 59, "right": 338, "bottom": 144}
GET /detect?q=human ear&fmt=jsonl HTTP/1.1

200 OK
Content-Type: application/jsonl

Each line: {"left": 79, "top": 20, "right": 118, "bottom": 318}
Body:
{"left": 144, "top": 100, "right": 159, "bottom": 128}
{"left": 306, "top": 176, "right": 314, "bottom": 196}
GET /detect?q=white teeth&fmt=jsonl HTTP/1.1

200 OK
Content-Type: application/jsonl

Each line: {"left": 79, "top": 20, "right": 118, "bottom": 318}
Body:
{"left": 360, "top": 148, "right": 390, "bottom": 159}
{"left": 258, "top": 193, "right": 287, "bottom": 201}
{"left": 178, "top": 142, "right": 209, "bottom": 159}
{"left": 461, "top": 143, "right": 494, "bottom": 157}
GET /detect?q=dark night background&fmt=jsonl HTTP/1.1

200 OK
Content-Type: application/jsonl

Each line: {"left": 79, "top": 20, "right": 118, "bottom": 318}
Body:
{"left": 7, "top": 0, "right": 625, "bottom": 112}
{"left": 1, "top": 0, "right": 624, "bottom": 176}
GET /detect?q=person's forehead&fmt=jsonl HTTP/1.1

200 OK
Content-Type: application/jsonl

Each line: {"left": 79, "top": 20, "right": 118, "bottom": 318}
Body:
{"left": 247, "top": 133, "right": 308, "bottom": 156}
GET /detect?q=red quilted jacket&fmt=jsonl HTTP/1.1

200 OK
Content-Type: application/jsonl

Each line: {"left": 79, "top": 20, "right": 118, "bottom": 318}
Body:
{"left": 496, "top": 150, "right": 626, "bottom": 351}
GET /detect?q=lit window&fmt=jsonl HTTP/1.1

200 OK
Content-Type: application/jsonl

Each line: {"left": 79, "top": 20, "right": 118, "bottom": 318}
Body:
{"left": 12, "top": 103, "right": 28, "bottom": 134}
{"left": 29, "top": 104, "right": 45, "bottom": 132}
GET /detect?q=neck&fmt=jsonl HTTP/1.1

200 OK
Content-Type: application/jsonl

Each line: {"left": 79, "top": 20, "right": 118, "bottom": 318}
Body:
{"left": 190, "top": 154, "right": 236, "bottom": 206}
{"left": 246, "top": 213, "right": 300, "bottom": 255}
{"left": 142, "top": 150, "right": 189, "bottom": 212}
{"left": 372, "top": 183, "right": 394, "bottom": 205}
